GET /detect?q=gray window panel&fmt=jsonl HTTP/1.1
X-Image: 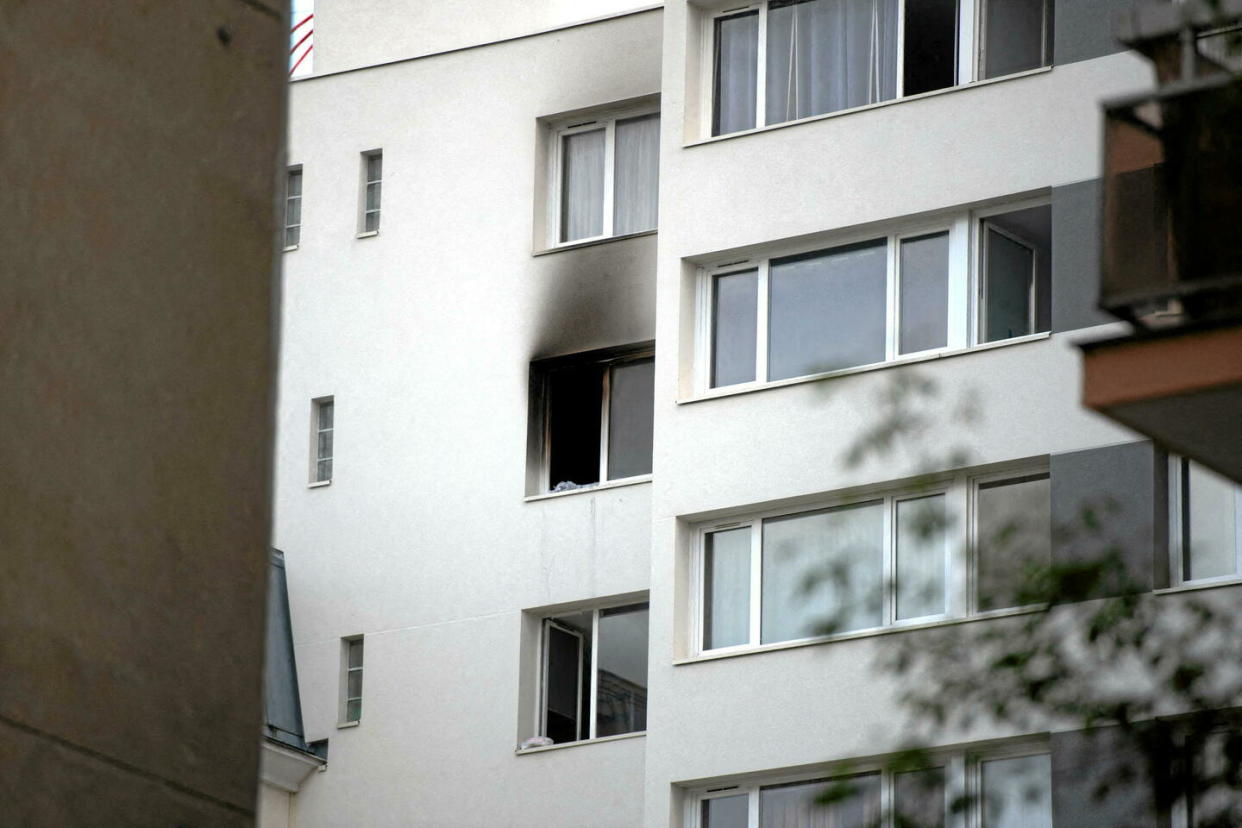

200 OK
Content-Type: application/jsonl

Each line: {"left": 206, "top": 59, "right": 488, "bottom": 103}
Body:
{"left": 896, "top": 495, "right": 947, "bottom": 620}
{"left": 366, "top": 153, "right": 382, "bottom": 181}
{"left": 316, "top": 459, "right": 332, "bottom": 482}
{"left": 345, "top": 698, "right": 361, "bottom": 723}
{"left": 761, "top": 501, "right": 884, "bottom": 643}
{"left": 705, "top": 528, "right": 751, "bottom": 650}
{"left": 899, "top": 231, "right": 950, "bottom": 354}
{"left": 768, "top": 240, "right": 887, "bottom": 380}
{"left": 286, "top": 196, "right": 302, "bottom": 227}
{"left": 766, "top": 0, "right": 898, "bottom": 126}
{"left": 346, "top": 670, "right": 362, "bottom": 698}
{"left": 287, "top": 169, "right": 302, "bottom": 197}
{"left": 317, "top": 431, "right": 332, "bottom": 460}
{"left": 347, "top": 638, "right": 363, "bottom": 668}
{"left": 712, "top": 269, "right": 759, "bottom": 388}
{"left": 760, "top": 773, "right": 880, "bottom": 828}
{"left": 366, "top": 181, "right": 381, "bottom": 211}
{"left": 595, "top": 603, "right": 648, "bottom": 738}
{"left": 981, "top": 754, "right": 1052, "bottom": 828}
{"left": 606, "top": 358, "right": 654, "bottom": 480}
{"left": 702, "top": 794, "right": 749, "bottom": 828}
{"left": 982, "top": 0, "right": 1050, "bottom": 80}
{"left": 318, "top": 401, "right": 333, "bottom": 430}
{"left": 364, "top": 211, "right": 380, "bottom": 233}
{"left": 613, "top": 114, "right": 660, "bottom": 236}
{"left": 560, "top": 128, "right": 606, "bottom": 242}
{"left": 713, "top": 11, "right": 759, "bottom": 135}
{"left": 895, "top": 767, "right": 947, "bottom": 828}
{"left": 983, "top": 228, "right": 1035, "bottom": 342}
{"left": 1184, "top": 460, "right": 1241, "bottom": 581}
{"left": 977, "top": 474, "right": 1051, "bottom": 611}
{"left": 284, "top": 226, "right": 300, "bottom": 248}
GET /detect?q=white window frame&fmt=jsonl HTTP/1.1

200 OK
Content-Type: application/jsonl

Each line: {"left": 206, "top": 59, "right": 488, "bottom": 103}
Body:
{"left": 699, "top": 0, "right": 1051, "bottom": 140}
{"left": 536, "top": 345, "right": 655, "bottom": 494}
{"left": 284, "top": 165, "right": 302, "bottom": 251}
{"left": 1168, "top": 456, "right": 1242, "bottom": 588}
{"left": 546, "top": 103, "right": 660, "bottom": 248}
{"left": 339, "top": 635, "right": 363, "bottom": 726}
{"left": 534, "top": 597, "right": 649, "bottom": 745}
{"left": 310, "top": 396, "right": 333, "bottom": 486}
{"left": 694, "top": 197, "right": 1049, "bottom": 395}
{"left": 685, "top": 739, "right": 1050, "bottom": 828}
{"left": 358, "top": 149, "right": 382, "bottom": 237}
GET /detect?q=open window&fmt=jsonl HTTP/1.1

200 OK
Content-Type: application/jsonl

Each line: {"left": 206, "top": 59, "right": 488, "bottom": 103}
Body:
{"left": 979, "top": 203, "right": 1051, "bottom": 343}
{"left": 1171, "top": 457, "right": 1242, "bottom": 586}
{"left": 530, "top": 343, "right": 655, "bottom": 494}
{"left": 537, "top": 601, "right": 649, "bottom": 745}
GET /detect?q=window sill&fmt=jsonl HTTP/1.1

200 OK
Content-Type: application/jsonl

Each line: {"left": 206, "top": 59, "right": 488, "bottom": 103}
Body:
{"left": 1155, "top": 577, "right": 1242, "bottom": 596}
{"left": 533, "top": 229, "right": 656, "bottom": 257}
{"left": 674, "top": 605, "right": 1045, "bottom": 666}
{"left": 515, "top": 731, "right": 645, "bottom": 755}
{"left": 679, "top": 331, "right": 1051, "bottom": 405}
{"left": 308, "top": 480, "right": 332, "bottom": 489}
{"left": 524, "top": 474, "right": 652, "bottom": 502}
{"left": 356, "top": 230, "right": 379, "bottom": 239}
{"left": 686, "top": 65, "right": 1053, "bottom": 148}
{"left": 336, "top": 721, "right": 359, "bottom": 730}
{"left": 283, "top": 244, "right": 299, "bottom": 252}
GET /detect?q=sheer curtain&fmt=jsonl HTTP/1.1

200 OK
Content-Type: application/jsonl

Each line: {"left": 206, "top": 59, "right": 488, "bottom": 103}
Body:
{"left": 766, "top": 0, "right": 898, "bottom": 125}
{"left": 759, "top": 775, "right": 881, "bottom": 828}
{"left": 560, "top": 128, "right": 605, "bottom": 242}
{"left": 613, "top": 114, "right": 660, "bottom": 236}
{"left": 713, "top": 11, "right": 759, "bottom": 135}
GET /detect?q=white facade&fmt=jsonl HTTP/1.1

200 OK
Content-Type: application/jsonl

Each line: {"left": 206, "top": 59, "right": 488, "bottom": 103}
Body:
{"left": 274, "top": 2, "right": 1169, "bottom": 826}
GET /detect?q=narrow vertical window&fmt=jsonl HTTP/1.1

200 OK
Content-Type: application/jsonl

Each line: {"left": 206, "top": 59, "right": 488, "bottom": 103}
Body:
{"left": 894, "top": 767, "right": 947, "bottom": 828}
{"left": 895, "top": 494, "right": 948, "bottom": 620}
{"left": 980, "top": 753, "right": 1052, "bottom": 828}
{"left": 980, "top": 204, "right": 1051, "bottom": 344}
{"left": 361, "top": 150, "right": 382, "bottom": 234}
{"left": 284, "top": 167, "right": 302, "bottom": 248}
{"left": 560, "top": 128, "right": 606, "bottom": 243}
{"left": 980, "top": 0, "right": 1053, "bottom": 80}
{"left": 313, "top": 397, "right": 333, "bottom": 484}
{"left": 341, "top": 636, "right": 363, "bottom": 724}
{"left": 542, "top": 615, "right": 588, "bottom": 743}
{"left": 704, "top": 527, "right": 752, "bottom": 650}
{"left": 898, "top": 231, "right": 951, "bottom": 354}
{"left": 711, "top": 269, "right": 759, "bottom": 388}
{"left": 904, "top": 0, "right": 960, "bottom": 96}
{"left": 713, "top": 11, "right": 759, "bottom": 136}
{"left": 1181, "top": 459, "right": 1242, "bottom": 582}
{"left": 613, "top": 113, "right": 660, "bottom": 236}
{"left": 605, "top": 357, "right": 655, "bottom": 481}
{"left": 595, "top": 603, "right": 649, "bottom": 737}
{"left": 975, "top": 473, "right": 1051, "bottom": 611}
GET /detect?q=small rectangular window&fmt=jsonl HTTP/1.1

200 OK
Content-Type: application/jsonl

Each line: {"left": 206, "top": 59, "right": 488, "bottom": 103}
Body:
{"left": 980, "top": 0, "right": 1053, "bottom": 81}
{"left": 551, "top": 108, "right": 660, "bottom": 245}
{"left": 284, "top": 167, "right": 302, "bottom": 248}
{"left": 312, "top": 397, "right": 334, "bottom": 484}
{"left": 894, "top": 766, "right": 947, "bottom": 828}
{"left": 1175, "top": 458, "right": 1242, "bottom": 584}
{"left": 980, "top": 753, "right": 1052, "bottom": 828}
{"left": 534, "top": 346, "right": 654, "bottom": 493}
{"left": 701, "top": 793, "right": 749, "bottom": 828}
{"left": 538, "top": 602, "right": 648, "bottom": 744}
{"left": 979, "top": 204, "right": 1051, "bottom": 343}
{"left": 895, "top": 494, "right": 948, "bottom": 621}
{"left": 704, "top": 527, "right": 752, "bottom": 650}
{"left": 711, "top": 269, "right": 759, "bottom": 388}
{"left": 898, "top": 231, "right": 951, "bottom": 355}
{"left": 341, "top": 636, "right": 363, "bottom": 724}
{"left": 360, "top": 150, "right": 382, "bottom": 234}
{"left": 713, "top": 11, "right": 759, "bottom": 136}
{"left": 975, "top": 473, "right": 1051, "bottom": 611}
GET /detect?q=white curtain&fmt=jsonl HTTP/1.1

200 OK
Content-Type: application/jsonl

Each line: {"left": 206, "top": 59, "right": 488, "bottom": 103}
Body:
{"left": 705, "top": 527, "right": 752, "bottom": 649}
{"left": 613, "top": 114, "right": 660, "bottom": 236}
{"left": 759, "top": 775, "right": 880, "bottom": 828}
{"left": 766, "top": 0, "right": 898, "bottom": 125}
{"left": 714, "top": 11, "right": 759, "bottom": 134}
{"left": 560, "top": 128, "right": 605, "bottom": 242}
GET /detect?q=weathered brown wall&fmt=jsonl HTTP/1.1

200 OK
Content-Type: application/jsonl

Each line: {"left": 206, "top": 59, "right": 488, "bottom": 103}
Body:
{"left": 0, "top": 1, "right": 287, "bottom": 824}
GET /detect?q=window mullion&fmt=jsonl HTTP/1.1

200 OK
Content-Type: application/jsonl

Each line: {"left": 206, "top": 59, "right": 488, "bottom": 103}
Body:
{"left": 588, "top": 610, "right": 600, "bottom": 740}
{"left": 602, "top": 119, "right": 617, "bottom": 237}
{"left": 748, "top": 786, "right": 760, "bottom": 827}
{"left": 887, "top": 236, "right": 900, "bottom": 361}
{"left": 895, "top": 0, "right": 908, "bottom": 98}
{"left": 750, "top": 522, "right": 763, "bottom": 647}
{"left": 958, "top": 0, "right": 979, "bottom": 84}
{"left": 756, "top": 260, "right": 770, "bottom": 382}
{"left": 948, "top": 215, "right": 972, "bottom": 348}
{"left": 755, "top": 1, "right": 768, "bottom": 128}
{"left": 599, "top": 366, "right": 612, "bottom": 483}
{"left": 885, "top": 495, "right": 896, "bottom": 626}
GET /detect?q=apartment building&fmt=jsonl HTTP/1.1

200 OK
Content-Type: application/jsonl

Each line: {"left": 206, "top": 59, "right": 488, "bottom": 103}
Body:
{"left": 272, "top": 1, "right": 1242, "bottom": 826}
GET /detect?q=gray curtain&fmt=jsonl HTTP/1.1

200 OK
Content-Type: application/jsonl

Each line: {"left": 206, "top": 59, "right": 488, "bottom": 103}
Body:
{"left": 766, "top": 0, "right": 898, "bottom": 125}
{"left": 713, "top": 11, "right": 759, "bottom": 135}
{"left": 560, "top": 128, "right": 605, "bottom": 242}
{"left": 613, "top": 114, "right": 660, "bottom": 236}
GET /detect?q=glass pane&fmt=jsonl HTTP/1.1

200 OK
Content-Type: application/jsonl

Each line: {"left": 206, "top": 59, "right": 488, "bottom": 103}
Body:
{"left": 366, "top": 152, "right": 382, "bottom": 181}
{"left": 366, "top": 181, "right": 381, "bottom": 211}
{"left": 347, "top": 669, "right": 362, "bottom": 698}
{"left": 316, "top": 459, "right": 332, "bottom": 482}
{"left": 904, "top": 0, "right": 959, "bottom": 95}
{"left": 345, "top": 698, "right": 362, "bottom": 723}
{"left": 560, "top": 129, "right": 606, "bottom": 242}
{"left": 705, "top": 528, "right": 752, "bottom": 649}
{"left": 981, "top": 754, "right": 1052, "bottom": 828}
{"left": 606, "top": 357, "right": 654, "bottom": 480}
{"left": 613, "top": 114, "right": 660, "bottom": 235}
{"left": 982, "top": 0, "right": 1049, "bottom": 80}
{"left": 1186, "top": 460, "right": 1241, "bottom": 581}
{"left": 317, "top": 430, "right": 333, "bottom": 461}
{"left": 287, "top": 169, "right": 302, "bottom": 197}
{"left": 595, "top": 603, "right": 649, "bottom": 737}
{"left": 768, "top": 240, "right": 887, "bottom": 380}
{"left": 712, "top": 270, "right": 758, "bottom": 387}
{"left": 766, "top": 0, "right": 898, "bottom": 125}
{"left": 761, "top": 502, "right": 883, "bottom": 643}
{"left": 365, "top": 210, "right": 380, "bottom": 233}
{"left": 348, "top": 638, "right": 363, "bottom": 667}
{"left": 759, "top": 773, "right": 880, "bottom": 828}
{"left": 895, "top": 767, "right": 946, "bottom": 828}
{"left": 896, "top": 495, "right": 947, "bottom": 620}
{"left": 284, "top": 226, "right": 300, "bottom": 248}
{"left": 702, "top": 794, "right": 749, "bottom": 828}
{"left": 899, "top": 232, "right": 950, "bottom": 354}
{"left": 983, "top": 228, "right": 1034, "bottom": 342}
{"left": 544, "top": 619, "right": 587, "bottom": 743}
{"left": 713, "top": 11, "right": 759, "bottom": 135}
{"left": 286, "top": 196, "right": 302, "bottom": 227}
{"left": 977, "top": 475, "right": 1051, "bottom": 611}
{"left": 318, "top": 400, "right": 334, "bottom": 430}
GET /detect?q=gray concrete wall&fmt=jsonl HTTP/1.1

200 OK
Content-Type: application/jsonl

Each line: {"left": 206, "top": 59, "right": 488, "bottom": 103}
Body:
{"left": 0, "top": 1, "right": 286, "bottom": 824}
